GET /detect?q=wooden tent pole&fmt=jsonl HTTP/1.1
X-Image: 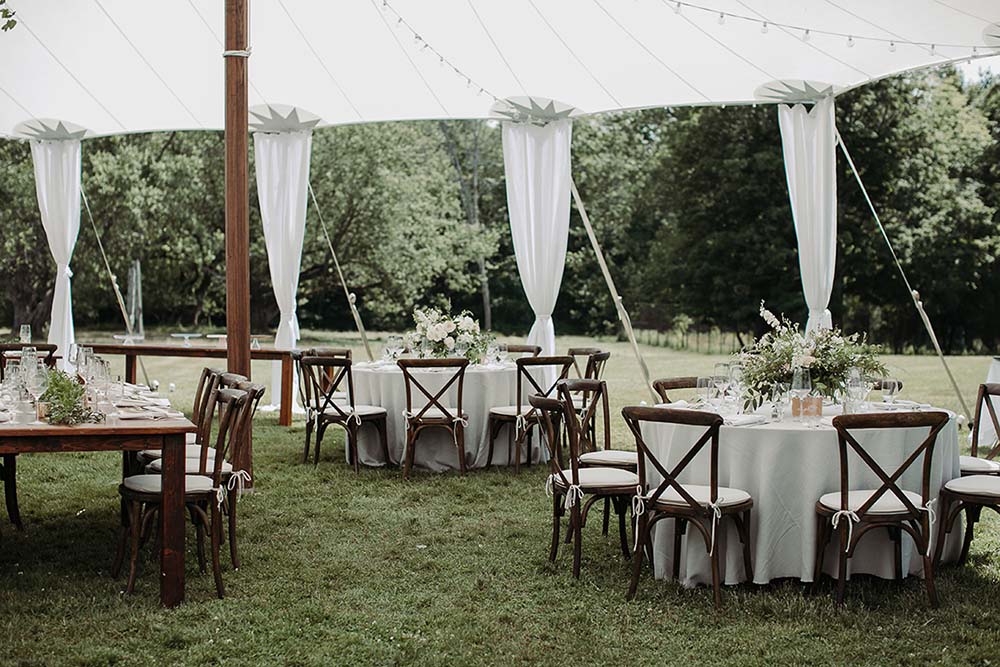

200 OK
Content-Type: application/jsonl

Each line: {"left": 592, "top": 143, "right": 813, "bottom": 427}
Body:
{"left": 224, "top": 0, "right": 253, "bottom": 481}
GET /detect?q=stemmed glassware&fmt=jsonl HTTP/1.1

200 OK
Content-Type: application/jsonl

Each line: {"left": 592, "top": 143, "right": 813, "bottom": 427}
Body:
{"left": 695, "top": 377, "right": 713, "bottom": 407}
{"left": 495, "top": 343, "right": 509, "bottom": 366}
{"left": 385, "top": 335, "right": 404, "bottom": 362}
{"left": 711, "top": 362, "right": 730, "bottom": 410}
{"left": 881, "top": 379, "right": 899, "bottom": 405}
{"left": 791, "top": 367, "right": 812, "bottom": 423}
{"left": 24, "top": 362, "right": 49, "bottom": 424}
{"left": 729, "top": 364, "right": 745, "bottom": 414}
{"left": 19, "top": 324, "right": 31, "bottom": 344}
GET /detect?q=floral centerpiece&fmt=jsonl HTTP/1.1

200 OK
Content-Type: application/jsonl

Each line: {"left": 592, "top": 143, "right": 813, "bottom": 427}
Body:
{"left": 738, "top": 302, "right": 887, "bottom": 406}
{"left": 406, "top": 307, "right": 494, "bottom": 363}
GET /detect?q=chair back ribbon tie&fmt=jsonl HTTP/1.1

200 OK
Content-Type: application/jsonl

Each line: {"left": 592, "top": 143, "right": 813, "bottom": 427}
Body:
{"left": 227, "top": 469, "right": 252, "bottom": 503}
{"left": 920, "top": 499, "right": 937, "bottom": 557}
{"left": 632, "top": 485, "right": 648, "bottom": 552}
{"left": 707, "top": 499, "right": 724, "bottom": 556}
{"left": 831, "top": 509, "right": 861, "bottom": 553}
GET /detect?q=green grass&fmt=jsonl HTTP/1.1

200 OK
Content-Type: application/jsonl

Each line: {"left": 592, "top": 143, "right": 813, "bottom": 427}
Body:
{"left": 2, "top": 333, "right": 998, "bottom": 666}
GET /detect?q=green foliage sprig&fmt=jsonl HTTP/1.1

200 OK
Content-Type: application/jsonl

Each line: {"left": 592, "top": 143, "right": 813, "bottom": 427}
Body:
{"left": 0, "top": 1, "right": 15, "bottom": 32}
{"left": 738, "top": 302, "right": 888, "bottom": 406}
{"left": 39, "top": 370, "right": 105, "bottom": 426}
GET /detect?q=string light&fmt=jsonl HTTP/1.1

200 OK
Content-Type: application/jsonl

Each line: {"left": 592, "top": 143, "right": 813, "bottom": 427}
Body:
{"left": 662, "top": 0, "right": 992, "bottom": 53}
{"left": 378, "top": 0, "right": 500, "bottom": 103}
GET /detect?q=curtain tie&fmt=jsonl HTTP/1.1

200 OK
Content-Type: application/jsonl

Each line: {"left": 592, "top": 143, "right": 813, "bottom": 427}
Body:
{"left": 62, "top": 265, "right": 74, "bottom": 278}
{"left": 227, "top": 470, "right": 252, "bottom": 502}
{"left": 831, "top": 509, "right": 861, "bottom": 553}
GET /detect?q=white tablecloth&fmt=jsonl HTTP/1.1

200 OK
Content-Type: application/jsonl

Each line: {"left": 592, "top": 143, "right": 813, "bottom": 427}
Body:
{"left": 974, "top": 357, "right": 1000, "bottom": 449}
{"left": 640, "top": 408, "right": 963, "bottom": 586}
{"left": 352, "top": 362, "right": 544, "bottom": 472}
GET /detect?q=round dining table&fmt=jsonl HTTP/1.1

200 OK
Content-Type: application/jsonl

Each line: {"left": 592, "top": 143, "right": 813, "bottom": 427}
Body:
{"left": 639, "top": 404, "right": 964, "bottom": 587}
{"left": 351, "top": 361, "right": 545, "bottom": 472}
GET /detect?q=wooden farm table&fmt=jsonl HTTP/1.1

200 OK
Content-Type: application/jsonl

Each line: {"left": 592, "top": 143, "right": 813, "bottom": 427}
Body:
{"left": 0, "top": 418, "right": 197, "bottom": 607}
{"left": 86, "top": 343, "right": 296, "bottom": 426}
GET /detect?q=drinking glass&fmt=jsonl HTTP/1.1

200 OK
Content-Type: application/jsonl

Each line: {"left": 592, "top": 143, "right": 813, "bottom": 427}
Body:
{"left": 386, "top": 335, "right": 404, "bottom": 361}
{"left": 24, "top": 363, "right": 48, "bottom": 424}
{"left": 770, "top": 382, "right": 789, "bottom": 422}
{"left": 485, "top": 342, "right": 499, "bottom": 367}
{"left": 791, "top": 367, "right": 812, "bottom": 422}
{"left": 454, "top": 339, "right": 470, "bottom": 359}
{"left": 496, "top": 343, "right": 509, "bottom": 365}
{"left": 19, "top": 324, "right": 31, "bottom": 344}
{"left": 881, "top": 379, "right": 899, "bottom": 405}
{"left": 695, "top": 377, "right": 713, "bottom": 406}
{"left": 729, "top": 364, "right": 745, "bottom": 414}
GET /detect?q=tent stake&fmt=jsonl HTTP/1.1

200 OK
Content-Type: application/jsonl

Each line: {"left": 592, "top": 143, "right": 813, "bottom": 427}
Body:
{"left": 307, "top": 182, "right": 374, "bottom": 361}
{"left": 836, "top": 131, "right": 971, "bottom": 422}
{"left": 570, "top": 179, "right": 657, "bottom": 403}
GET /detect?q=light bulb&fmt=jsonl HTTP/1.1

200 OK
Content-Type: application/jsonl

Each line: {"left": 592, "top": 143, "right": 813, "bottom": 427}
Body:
{"left": 760, "top": 21, "right": 768, "bottom": 34}
{"left": 889, "top": 41, "right": 896, "bottom": 52}
{"left": 381, "top": 0, "right": 388, "bottom": 11}
{"left": 972, "top": 46, "right": 979, "bottom": 56}
{"left": 802, "top": 29, "right": 810, "bottom": 42}
{"left": 847, "top": 36, "right": 854, "bottom": 48}
{"left": 717, "top": 12, "right": 725, "bottom": 25}
{"left": 674, "top": 2, "right": 681, "bottom": 14}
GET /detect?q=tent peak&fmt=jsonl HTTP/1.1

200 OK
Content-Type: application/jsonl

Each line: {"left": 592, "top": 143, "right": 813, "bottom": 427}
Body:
{"left": 755, "top": 80, "right": 840, "bottom": 105}
{"left": 491, "top": 97, "right": 581, "bottom": 126}
{"left": 14, "top": 118, "right": 90, "bottom": 141}
{"left": 249, "top": 104, "right": 322, "bottom": 134}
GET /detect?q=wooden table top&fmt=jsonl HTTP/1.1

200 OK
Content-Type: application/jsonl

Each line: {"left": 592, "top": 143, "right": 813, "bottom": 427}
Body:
{"left": 0, "top": 418, "right": 196, "bottom": 437}
{"left": 85, "top": 342, "right": 294, "bottom": 360}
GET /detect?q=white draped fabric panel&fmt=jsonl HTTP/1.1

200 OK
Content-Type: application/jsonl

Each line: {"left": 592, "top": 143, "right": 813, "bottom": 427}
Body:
{"left": 778, "top": 96, "right": 838, "bottom": 333}
{"left": 501, "top": 119, "right": 572, "bottom": 357}
{"left": 254, "top": 130, "right": 311, "bottom": 409}
{"left": 30, "top": 139, "right": 82, "bottom": 366}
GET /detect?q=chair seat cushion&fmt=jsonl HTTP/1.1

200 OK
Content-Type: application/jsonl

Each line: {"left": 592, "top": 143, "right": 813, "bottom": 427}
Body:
{"left": 321, "top": 404, "right": 386, "bottom": 418}
{"left": 819, "top": 489, "right": 924, "bottom": 514}
{"left": 139, "top": 444, "right": 216, "bottom": 462}
{"left": 145, "top": 457, "right": 233, "bottom": 475}
{"left": 653, "top": 484, "right": 752, "bottom": 509}
{"left": 944, "top": 474, "right": 1000, "bottom": 498}
{"left": 960, "top": 455, "right": 1000, "bottom": 474}
{"left": 550, "top": 467, "right": 639, "bottom": 491}
{"left": 122, "top": 474, "right": 214, "bottom": 495}
{"left": 407, "top": 407, "right": 468, "bottom": 421}
{"left": 490, "top": 405, "right": 535, "bottom": 418}
{"left": 579, "top": 449, "right": 638, "bottom": 468}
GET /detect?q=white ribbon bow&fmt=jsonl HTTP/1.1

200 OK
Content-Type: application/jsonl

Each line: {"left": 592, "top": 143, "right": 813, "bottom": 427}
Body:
{"left": 227, "top": 469, "right": 252, "bottom": 503}
{"left": 920, "top": 499, "right": 937, "bottom": 557}
{"left": 632, "top": 485, "right": 648, "bottom": 552}
{"left": 831, "top": 509, "right": 861, "bottom": 553}
{"left": 515, "top": 413, "right": 527, "bottom": 439}
{"left": 707, "top": 500, "right": 724, "bottom": 556}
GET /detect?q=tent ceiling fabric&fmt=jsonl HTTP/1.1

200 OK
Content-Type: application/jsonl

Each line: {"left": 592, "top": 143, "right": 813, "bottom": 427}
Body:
{"left": 2, "top": 0, "right": 998, "bottom": 137}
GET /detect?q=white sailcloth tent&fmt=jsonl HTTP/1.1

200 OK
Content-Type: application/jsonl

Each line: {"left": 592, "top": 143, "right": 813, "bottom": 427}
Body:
{"left": 3, "top": 0, "right": 999, "bottom": 405}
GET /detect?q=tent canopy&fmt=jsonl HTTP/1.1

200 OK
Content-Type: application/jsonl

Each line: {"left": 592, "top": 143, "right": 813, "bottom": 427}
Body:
{"left": 2, "top": 0, "right": 998, "bottom": 137}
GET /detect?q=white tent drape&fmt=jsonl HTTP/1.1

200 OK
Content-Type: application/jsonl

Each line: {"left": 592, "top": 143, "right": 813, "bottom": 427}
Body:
{"left": 30, "top": 138, "right": 81, "bottom": 365}
{"left": 254, "top": 130, "right": 311, "bottom": 409}
{"left": 501, "top": 119, "right": 572, "bottom": 357}
{"left": 778, "top": 96, "right": 838, "bottom": 333}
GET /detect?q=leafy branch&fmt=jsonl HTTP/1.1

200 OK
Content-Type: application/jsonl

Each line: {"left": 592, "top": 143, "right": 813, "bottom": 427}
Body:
{"left": 1, "top": 1, "right": 16, "bottom": 32}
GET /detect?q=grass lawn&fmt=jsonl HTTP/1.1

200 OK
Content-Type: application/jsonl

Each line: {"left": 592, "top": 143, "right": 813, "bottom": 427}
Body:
{"left": 2, "top": 332, "right": 998, "bottom": 666}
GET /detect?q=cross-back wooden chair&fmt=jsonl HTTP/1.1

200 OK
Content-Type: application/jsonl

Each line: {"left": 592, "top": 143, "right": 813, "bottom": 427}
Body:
{"left": 622, "top": 405, "right": 753, "bottom": 608}
{"left": 397, "top": 358, "right": 469, "bottom": 479}
{"left": 506, "top": 344, "right": 541, "bottom": 358}
{"left": 486, "top": 355, "right": 573, "bottom": 472}
{"left": 814, "top": 411, "right": 949, "bottom": 607}
{"left": 294, "top": 348, "right": 351, "bottom": 412}
{"left": 961, "top": 383, "right": 1000, "bottom": 476}
{"left": 567, "top": 347, "right": 608, "bottom": 379}
{"left": 136, "top": 367, "right": 226, "bottom": 468}
{"left": 299, "top": 356, "right": 388, "bottom": 470}
{"left": 871, "top": 378, "right": 904, "bottom": 391}
{"left": 1, "top": 343, "right": 60, "bottom": 530}
{"left": 933, "top": 384, "right": 1000, "bottom": 570}
{"left": 652, "top": 377, "right": 699, "bottom": 404}
{"left": 114, "top": 386, "right": 248, "bottom": 598}
{"left": 532, "top": 391, "right": 638, "bottom": 578}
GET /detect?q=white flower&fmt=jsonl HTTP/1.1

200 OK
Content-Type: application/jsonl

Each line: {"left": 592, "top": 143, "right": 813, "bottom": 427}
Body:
{"left": 793, "top": 354, "right": 817, "bottom": 368}
{"left": 444, "top": 320, "right": 456, "bottom": 333}
{"left": 444, "top": 336, "right": 455, "bottom": 350}
{"left": 457, "top": 315, "right": 478, "bottom": 333}
{"left": 759, "top": 301, "right": 781, "bottom": 330}
{"left": 457, "top": 332, "right": 473, "bottom": 345}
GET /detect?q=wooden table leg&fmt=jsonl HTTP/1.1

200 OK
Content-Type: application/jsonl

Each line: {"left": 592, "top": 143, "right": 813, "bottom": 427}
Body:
{"left": 160, "top": 433, "right": 185, "bottom": 607}
{"left": 279, "top": 354, "right": 293, "bottom": 427}
{"left": 125, "top": 354, "right": 138, "bottom": 385}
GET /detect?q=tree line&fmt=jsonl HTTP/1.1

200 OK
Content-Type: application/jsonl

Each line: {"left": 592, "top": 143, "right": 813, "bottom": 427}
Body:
{"left": 1, "top": 68, "right": 997, "bottom": 353}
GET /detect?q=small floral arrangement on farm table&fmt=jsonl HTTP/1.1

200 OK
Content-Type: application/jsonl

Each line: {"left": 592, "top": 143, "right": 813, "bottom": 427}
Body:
{"left": 737, "top": 302, "right": 888, "bottom": 406}
{"left": 39, "top": 369, "right": 105, "bottom": 426}
{"left": 406, "top": 306, "right": 494, "bottom": 363}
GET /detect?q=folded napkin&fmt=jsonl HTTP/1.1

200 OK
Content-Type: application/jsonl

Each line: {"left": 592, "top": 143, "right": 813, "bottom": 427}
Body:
{"left": 725, "top": 414, "right": 768, "bottom": 427}
{"left": 0, "top": 412, "right": 10, "bottom": 423}
{"left": 871, "top": 400, "right": 932, "bottom": 411}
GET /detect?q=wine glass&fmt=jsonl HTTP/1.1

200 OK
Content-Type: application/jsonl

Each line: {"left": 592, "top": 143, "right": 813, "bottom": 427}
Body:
{"left": 881, "top": 379, "right": 899, "bottom": 405}
{"left": 485, "top": 342, "right": 499, "bottom": 367}
{"left": 770, "top": 382, "right": 790, "bottom": 422}
{"left": 386, "top": 335, "right": 404, "bottom": 360}
{"left": 24, "top": 363, "right": 49, "bottom": 424}
{"left": 19, "top": 324, "right": 31, "bottom": 344}
{"left": 729, "top": 364, "right": 745, "bottom": 413}
{"left": 454, "top": 339, "right": 470, "bottom": 359}
{"left": 791, "top": 367, "right": 812, "bottom": 422}
{"left": 712, "top": 362, "right": 730, "bottom": 408}
{"left": 695, "top": 377, "right": 713, "bottom": 406}
{"left": 496, "top": 343, "right": 509, "bottom": 365}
